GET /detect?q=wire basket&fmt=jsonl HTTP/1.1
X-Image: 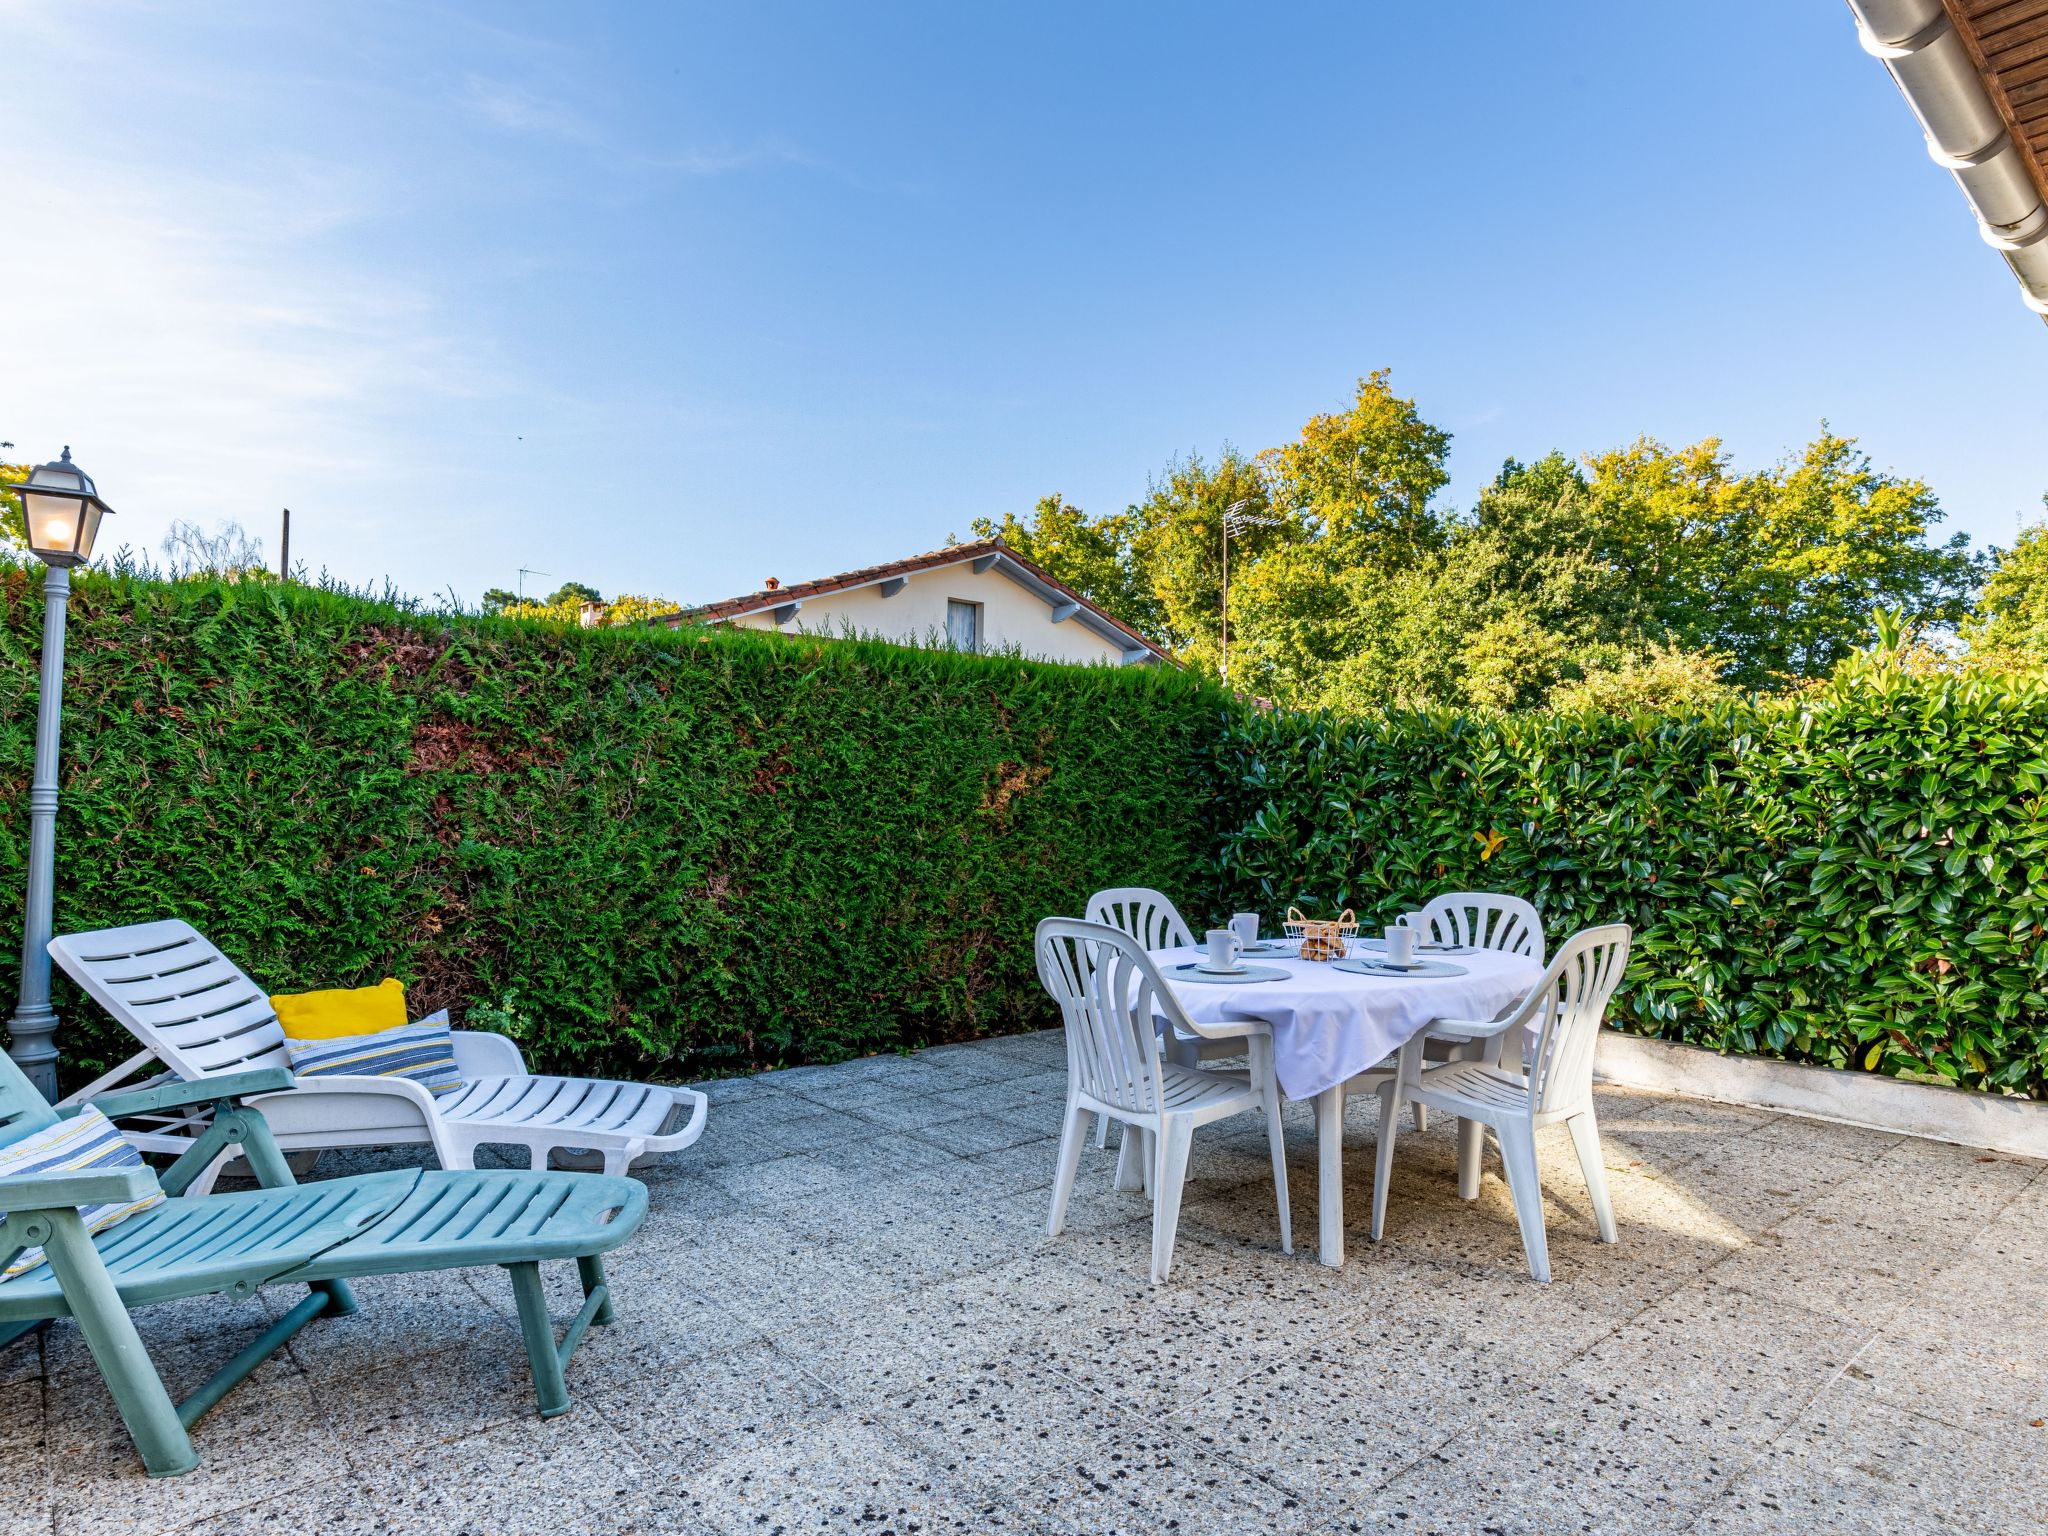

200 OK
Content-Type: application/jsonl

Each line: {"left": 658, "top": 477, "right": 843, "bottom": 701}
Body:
{"left": 1284, "top": 906, "right": 1357, "bottom": 962}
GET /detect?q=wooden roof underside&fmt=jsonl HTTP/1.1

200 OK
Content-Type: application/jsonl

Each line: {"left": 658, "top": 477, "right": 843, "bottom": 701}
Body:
{"left": 1949, "top": 0, "right": 2048, "bottom": 203}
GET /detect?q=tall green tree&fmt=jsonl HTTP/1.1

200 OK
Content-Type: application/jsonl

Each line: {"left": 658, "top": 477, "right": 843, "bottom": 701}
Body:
{"left": 970, "top": 493, "right": 1160, "bottom": 640}
{"left": 1581, "top": 430, "right": 1979, "bottom": 686}
{"left": 1964, "top": 511, "right": 2048, "bottom": 666}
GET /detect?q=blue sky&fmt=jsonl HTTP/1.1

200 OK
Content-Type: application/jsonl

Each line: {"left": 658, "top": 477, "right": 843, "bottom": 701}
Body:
{"left": 3, "top": 1, "right": 2041, "bottom": 608}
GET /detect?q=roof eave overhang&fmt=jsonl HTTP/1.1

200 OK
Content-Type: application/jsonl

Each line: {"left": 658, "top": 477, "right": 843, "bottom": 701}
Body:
{"left": 1848, "top": 0, "right": 2048, "bottom": 320}
{"left": 665, "top": 547, "right": 1165, "bottom": 663}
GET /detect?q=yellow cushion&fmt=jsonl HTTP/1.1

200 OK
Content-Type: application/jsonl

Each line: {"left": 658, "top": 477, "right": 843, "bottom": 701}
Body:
{"left": 270, "top": 978, "right": 409, "bottom": 1041}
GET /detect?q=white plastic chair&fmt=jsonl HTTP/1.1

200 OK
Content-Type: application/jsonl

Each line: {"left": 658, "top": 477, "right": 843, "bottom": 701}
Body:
{"left": 1369, "top": 923, "right": 1631, "bottom": 1283}
{"left": 1082, "top": 887, "right": 1249, "bottom": 1148}
{"left": 1406, "top": 892, "right": 1544, "bottom": 963}
{"left": 1084, "top": 887, "right": 1196, "bottom": 953}
{"left": 1402, "top": 891, "right": 1546, "bottom": 1135}
{"left": 1036, "top": 918, "right": 1290, "bottom": 1283}
{"left": 1337, "top": 893, "right": 1547, "bottom": 1134}
{"left": 50, "top": 920, "right": 707, "bottom": 1191}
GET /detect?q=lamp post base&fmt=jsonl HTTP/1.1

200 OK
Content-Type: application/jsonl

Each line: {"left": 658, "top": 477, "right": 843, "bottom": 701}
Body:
{"left": 5, "top": 1001, "right": 60, "bottom": 1102}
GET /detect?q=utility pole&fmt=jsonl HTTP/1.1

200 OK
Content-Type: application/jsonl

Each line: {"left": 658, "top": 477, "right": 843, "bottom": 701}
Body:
{"left": 279, "top": 508, "right": 290, "bottom": 581}
{"left": 518, "top": 567, "right": 553, "bottom": 602}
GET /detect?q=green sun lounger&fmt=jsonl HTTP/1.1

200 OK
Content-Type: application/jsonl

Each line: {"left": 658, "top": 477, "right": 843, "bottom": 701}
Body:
{"left": 0, "top": 1052, "right": 647, "bottom": 1477}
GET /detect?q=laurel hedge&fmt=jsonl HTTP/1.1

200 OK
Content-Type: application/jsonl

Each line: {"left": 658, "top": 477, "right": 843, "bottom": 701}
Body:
{"left": 0, "top": 566, "right": 1226, "bottom": 1087}
{"left": 4, "top": 566, "right": 2044, "bottom": 1097}
{"left": 1210, "top": 664, "right": 2048, "bottom": 1098}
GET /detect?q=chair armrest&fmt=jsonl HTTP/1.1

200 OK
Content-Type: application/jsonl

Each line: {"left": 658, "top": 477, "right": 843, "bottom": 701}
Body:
{"left": 0, "top": 1163, "right": 160, "bottom": 1213}
{"left": 449, "top": 1029, "right": 527, "bottom": 1078}
{"left": 1425, "top": 1014, "right": 1520, "bottom": 1041}
{"left": 66, "top": 1067, "right": 298, "bottom": 1123}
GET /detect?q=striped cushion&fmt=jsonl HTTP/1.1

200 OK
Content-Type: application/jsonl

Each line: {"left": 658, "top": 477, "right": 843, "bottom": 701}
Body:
{"left": 1, "top": 1106, "right": 165, "bottom": 1278}
{"left": 285, "top": 1012, "right": 462, "bottom": 1097}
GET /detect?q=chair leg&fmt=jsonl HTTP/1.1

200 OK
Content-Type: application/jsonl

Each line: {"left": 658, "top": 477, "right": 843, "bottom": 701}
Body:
{"left": 1413, "top": 1102, "right": 1428, "bottom": 1133}
{"left": 1149, "top": 1117, "right": 1195, "bottom": 1284}
{"left": 1094, "top": 1113, "right": 1111, "bottom": 1150}
{"left": 1113, "top": 1117, "right": 1147, "bottom": 1192}
{"left": 1457, "top": 1117, "right": 1484, "bottom": 1201}
{"left": 577, "top": 1254, "right": 615, "bottom": 1325}
{"left": 506, "top": 1261, "right": 573, "bottom": 1417}
{"left": 1496, "top": 1121, "right": 1552, "bottom": 1283}
{"left": 1253, "top": 1036, "right": 1292, "bottom": 1254}
{"left": 42, "top": 1217, "right": 198, "bottom": 1478}
{"left": 1370, "top": 1081, "right": 1401, "bottom": 1243}
{"left": 1567, "top": 1110, "right": 1617, "bottom": 1243}
{"left": 1048, "top": 1099, "right": 1089, "bottom": 1237}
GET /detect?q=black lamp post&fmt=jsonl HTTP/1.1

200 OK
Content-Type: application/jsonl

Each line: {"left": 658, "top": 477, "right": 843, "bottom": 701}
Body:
{"left": 7, "top": 447, "right": 114, "bottom": 1099}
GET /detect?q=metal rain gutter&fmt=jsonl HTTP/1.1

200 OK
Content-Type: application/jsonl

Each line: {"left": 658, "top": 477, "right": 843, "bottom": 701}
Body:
{"left": 1847, "top": 0, "right": 2048, "bottom": 319}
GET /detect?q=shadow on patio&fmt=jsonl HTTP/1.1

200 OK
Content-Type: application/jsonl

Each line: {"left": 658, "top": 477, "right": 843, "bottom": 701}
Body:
{"left": 10, "top": 1031, "right": 2044, "bottom": 1535}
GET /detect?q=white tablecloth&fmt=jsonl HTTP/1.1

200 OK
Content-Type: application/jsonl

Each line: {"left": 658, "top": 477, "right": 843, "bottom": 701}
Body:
{"left": 1157, "top": 945, "right": 1543, "bottom": 1101}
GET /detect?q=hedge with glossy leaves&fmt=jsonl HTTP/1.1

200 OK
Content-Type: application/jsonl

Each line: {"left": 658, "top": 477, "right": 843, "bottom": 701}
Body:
{"left": 1209, "top": 663, "right": 2048, "bottom": 1097}
{"left": 0, "top": 567, "right": 1225, "bottom": 1087}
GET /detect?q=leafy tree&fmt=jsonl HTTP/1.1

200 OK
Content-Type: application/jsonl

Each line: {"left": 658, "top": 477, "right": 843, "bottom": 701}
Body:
{"left": 970, "top": 494, "right": 1160, "bottom": 640}
{"left": 1963, "top": 511, "right": 2048, "bottom": 667}
{"left": 1258, "top": 370, "right": 1452, "bottom": 566}
{"left": 1547, "top": 642, "right": 1741, "bottom": 713}
{"left": 1, "top": 460, "right": 27, "bottom": 552}
{"left": 546, "top": 580, "right": 601, "bottom": 606}
{"left": 481, "top": 587, "right": 519, "bottom": 615}
{"left": 1580, "top": 430, "right": 1979, "bottom": 686}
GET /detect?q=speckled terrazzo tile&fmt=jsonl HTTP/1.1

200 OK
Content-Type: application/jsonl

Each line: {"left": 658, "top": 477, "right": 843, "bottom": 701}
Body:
{"left": 0, "top": 1381, "right": 52, "bottom": 1536}
{"left": 906, "top": 1110, "right": 1056, "bottom": 1158}
{"left": 1549, "top": 1280, "right": 1861, "bottom": 1448}
{"left": 802, "top": 1124, "right": 970, "bottom": 1184}
{"left": 394, "top": 1414, "right": 656, "bottom": 1535}
{"left": 1372, "top": 1392, "right": 1744, "bottom": 1535}
{"left": 589, "top": 1338, "right": 843, "bottom": 1475}
{"left": 311, "top": 1338, "right": 536, "bottom": 1472}
{"left": 173, "top": 1484, "right": 447, "bottom": 1536}
{"left": 1830, "top": 1323, "right": 2047, "bottom": 1438}
{"left": 975, "top": 1028, "right": 1066, "bottom": 1064}
{"left": 839, "top": 1092, "right": 989, "bottom": 1133}
{"left": 913, "top": 1041, "right": 1037, "bottom": 1082}
{"left": 1749, "top": 1378, "right": 2039, "bottom": 1536}
{"left": 1170, "top": 1335, "right": 1497, "bottom": 1505}
{"left": 1022, "top": 1417, "right": 1335, "bottom": 1535}
{"left": 1708, "top": 1208, "right": 1959, "bottom": 1315}
{"left": 655, "top": 1413, "right": 989, "bottom": 1534}
{"left": 1693, "top": 1461, "right": 1977, "bottom": 1535}
{"left": 878, "top": 1357, "right": 1125, "bottom": 1490}
{"left": 0, "top": 1329, "right": 42, "bottom": 1388}
{"left": 752, "top": 1106, "right": 893, "bottom": 1154}
{"left": 698, "top": 1149, "right": 869, "bottom": 1211}
{"left": 48, "top": 1371, "right": 348, "bottom": 1536}
{"left": 776, "top": 1256, "right": 1131, "bottom": 1403}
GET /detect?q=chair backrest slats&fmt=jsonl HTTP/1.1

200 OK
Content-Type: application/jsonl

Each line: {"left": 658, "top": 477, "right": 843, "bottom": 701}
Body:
{"left": 1409, "top": 892, "right": 1544, "bottom": 963}
{"left": 48, "top": 920, "right": 292, "bottom": 1081}
{"left": 1084, "top": 887, "right": 1196, "bottom": 952}
{"left": 1037, "top": 917, "right": 1192, "bottom": 1118}
{"left": 1524, "top": 923, "right": 1632, "bottom": 1114}
{"left": 0, "top": 1052, "right": 60, "bottom": 1149}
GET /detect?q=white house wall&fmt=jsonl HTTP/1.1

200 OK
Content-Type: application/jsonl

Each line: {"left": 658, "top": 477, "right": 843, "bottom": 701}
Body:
{"left": 727, "top": 563, "right": 1132, "bottom": 665}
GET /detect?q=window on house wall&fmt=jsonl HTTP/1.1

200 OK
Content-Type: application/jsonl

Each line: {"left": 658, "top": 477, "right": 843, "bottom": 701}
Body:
{"left": 946, "top": 599, "right": 981, "bottom": 653}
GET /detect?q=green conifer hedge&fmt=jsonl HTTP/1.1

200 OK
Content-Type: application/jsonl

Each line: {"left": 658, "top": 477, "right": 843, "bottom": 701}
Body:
{"left": 5, "top": 568, "right": 2044, "bottom": 1096}
{"left": 0, "top": 569, "right": 1223, "bottom": 1085}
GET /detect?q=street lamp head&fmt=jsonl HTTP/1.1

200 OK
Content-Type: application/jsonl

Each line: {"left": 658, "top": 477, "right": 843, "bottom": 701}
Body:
{"left": 18, "top": 447, "right": 114, "bottom": 568}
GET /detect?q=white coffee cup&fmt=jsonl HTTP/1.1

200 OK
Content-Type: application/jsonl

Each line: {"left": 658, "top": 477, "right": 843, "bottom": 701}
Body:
{"left": 1204, "top": 929, "right": 1244, "bottom": 971}
{"left": 1384, "top": 922, "right": 1416, "bottom": 967}
{"left": 1229, "top": 912, "right": 1260, "bottom": 947}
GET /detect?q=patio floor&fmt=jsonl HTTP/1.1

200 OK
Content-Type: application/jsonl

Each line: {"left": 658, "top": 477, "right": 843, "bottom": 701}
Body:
{"left": 8, "top": 1029, "right": 2045, "bottom": 1535}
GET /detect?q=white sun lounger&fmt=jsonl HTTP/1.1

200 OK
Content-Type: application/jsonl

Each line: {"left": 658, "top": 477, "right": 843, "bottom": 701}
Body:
{"left": 50, "top": 920, "right": 706, "bottom": 1192}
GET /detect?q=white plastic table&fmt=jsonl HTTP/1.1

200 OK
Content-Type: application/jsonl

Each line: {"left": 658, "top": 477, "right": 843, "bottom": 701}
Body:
{"left": 1158, "top": 943, "right": 1542, "bottom": 1267}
